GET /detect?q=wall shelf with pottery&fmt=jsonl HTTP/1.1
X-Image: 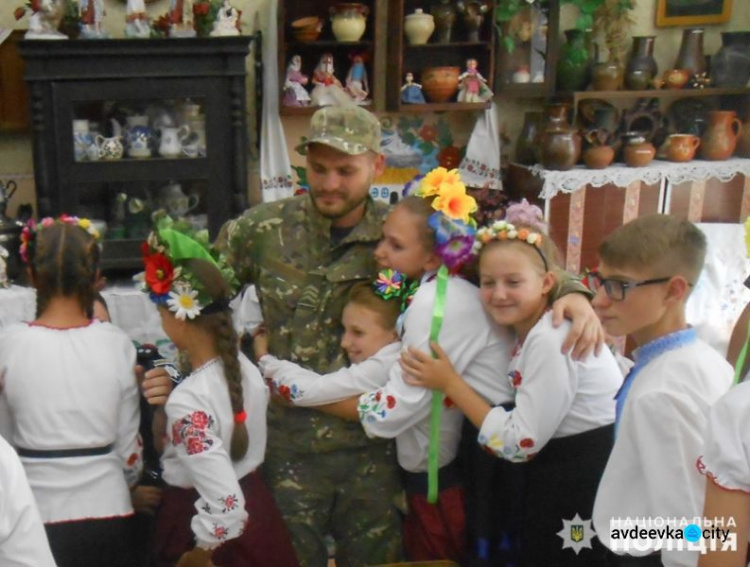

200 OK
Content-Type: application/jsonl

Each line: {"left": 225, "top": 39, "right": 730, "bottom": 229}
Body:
{"left": 386, "top": 0, "right": 496, "bottom": 112}
{"left": 279, "top": 0, "right": 381, "bottom": 114}
{"left": 566, "top": 86, "right": 750, "bottom": 104}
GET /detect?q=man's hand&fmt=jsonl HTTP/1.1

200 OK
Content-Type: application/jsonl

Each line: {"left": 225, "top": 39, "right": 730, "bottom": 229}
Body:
{"left": 551, "top": 293, "right": 605, "bottom": 360}
{"left": 137, "top": 366, "right": 173, "bottom": 406}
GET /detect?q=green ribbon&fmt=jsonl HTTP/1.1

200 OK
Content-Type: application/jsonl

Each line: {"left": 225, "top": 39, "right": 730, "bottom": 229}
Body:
{"left": 733, "top": 317, "right": 750, "bottom": 385}
{"left": 158, "top": 228, "right": 219, "bottom": 268}
{"left": 427, "top": 264, "right": 449, "bottom": 504}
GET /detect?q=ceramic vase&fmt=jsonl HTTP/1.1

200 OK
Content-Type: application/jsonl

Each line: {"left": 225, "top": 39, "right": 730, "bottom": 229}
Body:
{"left": 711, "top": 32, "right": 750, "bottom": 88}
{"left": 674, "top": 28, "right": 706, "bottom": 78}
{"left": 330, "top": 3, "right": 368, "bottom": 42}
{"left": 556, "top": 29, "right": 593, "bottom": 92}
{"left": 404, "top": 9, "right": 435, "bottom": 45}
{"left": 701, "top": 110, "right": 743, "bottom": 161}
{"left": 666, "top": 134, "right": 701, "bottom": 163}
{"left": 625, "top": 36, "right": 658, "bottom": 90}
{"left": 431, "top": 0, "right": 456, "bottom": 44}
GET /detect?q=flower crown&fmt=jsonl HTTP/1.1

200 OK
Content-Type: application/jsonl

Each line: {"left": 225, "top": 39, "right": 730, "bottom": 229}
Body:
{"left": 20, "top": 214, "right": 101, "bottom": 264}
{"left": 405, "top": 167, "right": 478, "bottom": 271}
{"left": 141, "top": 215, "right": 238, "bottom": 321}
{"left": 472, "top": 220, "right": 548, "bottom": 271}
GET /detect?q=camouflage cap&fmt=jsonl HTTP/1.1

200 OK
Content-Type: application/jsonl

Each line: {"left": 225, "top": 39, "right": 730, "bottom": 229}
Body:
{"left": 296, "top": 105, "right": 381, "bottom": 156}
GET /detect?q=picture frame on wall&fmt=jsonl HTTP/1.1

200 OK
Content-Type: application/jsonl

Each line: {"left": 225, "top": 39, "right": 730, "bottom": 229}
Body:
{"left": 656, "top": 0, "right": 733, "bottom": 27}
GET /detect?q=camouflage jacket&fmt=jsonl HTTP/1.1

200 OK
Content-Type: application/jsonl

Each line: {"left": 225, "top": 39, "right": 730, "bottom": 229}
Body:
{"left": 216, "top": 195, "right": 390, "bottom": 454}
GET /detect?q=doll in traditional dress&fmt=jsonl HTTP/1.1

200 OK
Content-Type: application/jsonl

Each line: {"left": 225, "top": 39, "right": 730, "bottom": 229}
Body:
{"left": 210, "top": 0, "right": 240, "bottom": 36}
{"left": 79, "top": 0, "right": 109, "bottom": 38}
{"left": 457, "top": 58, "right": 493, "bottom": 103}
{"left": 310, "top": 53, "right": 349, "bottom": 107}
{"left": 400, "top": 72, "right": 426, "bottom": 104}
{"left": 345, "top": 55, "right": 370, "bottom": 105}
{"left": 125, "top": 0, "right": 151, "bottom": 38}
{"left": 21, "top": 0, "right": 67, "bottom": 39}
{"left": 169, "top": 0, "right": 196, "bottom": 37}
{"left": 283, "top": 55, "right": 311, "bottom": 107}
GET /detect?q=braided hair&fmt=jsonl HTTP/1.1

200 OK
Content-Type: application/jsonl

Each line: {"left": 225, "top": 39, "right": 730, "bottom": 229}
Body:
{"left": 182, "top": 258, "right": 248, "bottom": 462}
{"left": 28, "top": 222, "right": 100, "bottom": 319}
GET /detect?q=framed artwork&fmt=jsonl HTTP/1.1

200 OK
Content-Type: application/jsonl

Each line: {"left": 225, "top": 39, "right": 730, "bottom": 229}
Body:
{"left": 656, "top": 0, "right": 733, "bottom": 26}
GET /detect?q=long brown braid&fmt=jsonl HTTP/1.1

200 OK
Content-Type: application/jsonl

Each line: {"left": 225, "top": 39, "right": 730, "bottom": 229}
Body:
{"left": 29, "top": 222, "right": 99, "bottom": 319}
{"left": 183, "top": 259, "right": 249, "bottom": 461}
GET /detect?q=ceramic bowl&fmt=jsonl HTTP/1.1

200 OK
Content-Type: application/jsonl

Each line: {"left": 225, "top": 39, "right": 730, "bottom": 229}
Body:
{"left": 291, "top": 17, "right": 322, "bottom": 42}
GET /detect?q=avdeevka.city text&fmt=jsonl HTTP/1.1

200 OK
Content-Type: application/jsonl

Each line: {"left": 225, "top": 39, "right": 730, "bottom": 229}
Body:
{"left": 608, "top": 517, "right": 737, "bottom": 553}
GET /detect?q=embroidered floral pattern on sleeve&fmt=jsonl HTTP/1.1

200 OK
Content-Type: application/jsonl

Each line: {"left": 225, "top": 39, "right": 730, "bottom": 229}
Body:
{"left": 358, "top": 390, "right": 397, "bottom": 422}
{"left": 220, "top": 494, "right": 239, "bottom": 513}
{"left": 213, "top": 523, "right": 230, "bottom": 541}
{"left": 171, "top": 410, "right": 215, "bottom": 455}
{"left": 478, "top": 430, "right": 538, "bottom": 463}
{"left": 268, "top": 378, "right": 305, "bottom": 403}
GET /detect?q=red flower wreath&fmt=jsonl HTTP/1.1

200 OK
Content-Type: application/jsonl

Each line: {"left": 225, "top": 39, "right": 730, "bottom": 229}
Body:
{"left": 144, "top": 251, "right": 174, "bottom": 295}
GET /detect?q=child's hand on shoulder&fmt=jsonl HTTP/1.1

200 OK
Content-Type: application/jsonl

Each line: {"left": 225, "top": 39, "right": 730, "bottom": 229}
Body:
{"left": 138, "top": 366, "right": 174, "bottom": 406}
{"left": 176, "top": 547, "right": 215, "bottom": 567}
{"left": 400, "top": 342, "right": 459, "bottom": 392}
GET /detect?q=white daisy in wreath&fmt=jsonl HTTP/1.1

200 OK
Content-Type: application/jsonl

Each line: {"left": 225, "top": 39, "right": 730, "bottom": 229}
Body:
{"left": 167, "top": 286, "right": 202, "bottom": 320}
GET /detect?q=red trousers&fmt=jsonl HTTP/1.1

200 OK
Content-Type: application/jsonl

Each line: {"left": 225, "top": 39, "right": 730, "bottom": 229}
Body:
{"left": 403, "top": 484, "right": 466, "bottom": 563}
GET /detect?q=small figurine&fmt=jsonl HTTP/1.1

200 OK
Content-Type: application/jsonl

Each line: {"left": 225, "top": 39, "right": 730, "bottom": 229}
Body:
{"left": 210, "top": 0, "right": 240, "bottom": 37}
{"left": 310, "top": 53, "right": 350, "bottom": 107}
{"left": 345, "top": 55, "right": 370, "bottom": 105}
{"left": 17, "top": 0, "right": 67, "bottom": 39}
{"left": 79, "top": 0, "right": 109, "bottom": 39}
{"left": 456, "top": 1, "right": 490, "bottom": 43}
{"left": 169, "top": 0, "right": 196, "bottom": 37}
{"left": 457, "top": 58, "right": 493, "bottom": 103}
{"left": 283, "top": 55, "right": 311, "bottom": 107}
{"left": 401, "top": 72, "right": 426, "bottom": 104}
{"left": 0, "top": 245, "right": 9, "bottom": 289}
{"left": 125, "top": 0, "right": 151, "bottom": 38}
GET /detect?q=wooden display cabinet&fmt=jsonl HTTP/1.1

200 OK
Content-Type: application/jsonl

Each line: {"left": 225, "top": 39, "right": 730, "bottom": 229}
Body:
{"left": 19, "top": 37, "right": 259, "bottom": 271}
{"left": 0, "top": 30, "right": 30, "bottom": 132}
{"left": 278, "top": 0, "right": 379, "bottom": 115}
{"left": 386, "top": 0, "right": 496, "bottom": 112}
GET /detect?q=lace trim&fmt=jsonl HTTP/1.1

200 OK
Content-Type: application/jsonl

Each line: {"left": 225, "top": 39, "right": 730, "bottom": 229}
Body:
{"left": 261, "top": 175, "right": 293, "bottom": 190}
{"left": 530, "top": 158, "right": 750, "bottom": 199}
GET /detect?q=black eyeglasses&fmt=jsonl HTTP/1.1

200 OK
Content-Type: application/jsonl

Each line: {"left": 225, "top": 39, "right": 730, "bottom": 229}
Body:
{"left": 585, "top": 271, "right": 672, "bottom": 301}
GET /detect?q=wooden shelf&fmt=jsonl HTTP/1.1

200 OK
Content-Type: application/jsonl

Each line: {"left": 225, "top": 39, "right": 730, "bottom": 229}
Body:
{"left": 396, "top": 101, "right": 492, "bottom": 112}
{"left": 496, "top": 83, "right": 552, "bottom": 98}
{"left": 565, "top": 86, "right": 750, "bottom": 103}
{"left": 405, "top": 42, "right": 492, "bottom": 49}
{"left": 284, "top": 40, "right": 373, "bottom": 49}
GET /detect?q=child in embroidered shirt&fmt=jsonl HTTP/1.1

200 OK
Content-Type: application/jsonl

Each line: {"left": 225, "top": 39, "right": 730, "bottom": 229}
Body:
{"left": 589, "top": 214, "right": 733, "bottom": 566}
{"left": 353, "top": 169, "right": 604, "bottom": 562}
{"left": 0, "top": 216, "right": 142, "bottom": 567}
{"left": 142, "top": 222, "right": 298, "bottom": 567}
{"left": 400, "top": 217, "right": 622, "bottom": 566}
{"left": 255, "top": 282, "right": 401, "bottom": 408}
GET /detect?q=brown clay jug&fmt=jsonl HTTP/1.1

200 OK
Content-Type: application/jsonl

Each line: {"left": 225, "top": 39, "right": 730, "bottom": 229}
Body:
{"left": 583, "top": 146, "right": 614, "bottom": 169}
{"left": 539, "top": 103, "right": 581, "bottom": 171}
{"left": 666, "top": 134, "right": 701, "bottom": 162}
{"left": 736, "top": 121, "right": 750, "bottom": 158}
{"left": 701, "top": 110, "right": 743, "bottom": 161}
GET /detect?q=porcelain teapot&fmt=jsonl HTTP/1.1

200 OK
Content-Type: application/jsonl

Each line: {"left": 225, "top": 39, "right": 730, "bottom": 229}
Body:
{"left": 158, "top": 182, "right": 200, "bottom": 218}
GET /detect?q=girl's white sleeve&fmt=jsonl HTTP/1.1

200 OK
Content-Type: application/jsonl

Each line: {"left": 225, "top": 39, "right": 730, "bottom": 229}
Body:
{"left": 113, "top": 340, "right": 143, "bottom": 487}
{"left": 478, "top": 328, "right": 577, "bottom": 462}
{"left": 166, "top": 393, "right": 248, "bottom": 550}
{"left": 260, "top": 344, "right": 400, "bottom": 406}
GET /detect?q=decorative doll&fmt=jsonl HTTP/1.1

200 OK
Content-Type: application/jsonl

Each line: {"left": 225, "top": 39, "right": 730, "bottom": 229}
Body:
{"left": 210, "top": 0, "right": 240, "bottom": 36}
{"left": 79, "top": 0, "right": 109, "bottom": 39}
{"left": 457, "top": 58, "right": 493, "bottom": 103}
{"left": 168, "top": 0, "right": 196, "bottom": 37}
{"left": 345, "top": 55, "right": 370, "bottom": 105}
{"left": 400, "top": 72, "right": 426, "bottom": 104}
{"left": 283, "top": 55, "right": 311, "bottom": 107}
{"left": 310, "top": 53, "right": 349, "bottom": 107}
{"left": 20, "top": 0, "right": 67, "bottom": 39}
{"left": 125, "top": 0, "right": 151, "bottom": 38}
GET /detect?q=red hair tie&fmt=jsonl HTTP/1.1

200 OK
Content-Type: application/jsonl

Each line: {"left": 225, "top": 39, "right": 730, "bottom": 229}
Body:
{"left": 234, "top": 410, "right": 247, "bottom": 424}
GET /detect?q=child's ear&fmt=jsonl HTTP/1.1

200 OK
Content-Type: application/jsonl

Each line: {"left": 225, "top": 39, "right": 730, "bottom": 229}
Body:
{"left": 665, "top": 275, "right": 690, "bottom": 303}
{"left": 423, "top": 253, "right": 443, "bottom": 273}
{"left": 542, "top": 271, "right": 556, "bottom": 295}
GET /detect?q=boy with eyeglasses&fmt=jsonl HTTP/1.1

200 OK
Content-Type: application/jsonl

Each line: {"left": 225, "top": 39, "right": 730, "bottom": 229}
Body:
{"left": 590, "top": 214, "right": 733, "bottom": 567}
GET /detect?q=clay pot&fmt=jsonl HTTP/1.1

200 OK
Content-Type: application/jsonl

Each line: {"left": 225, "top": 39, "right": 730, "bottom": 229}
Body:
{"left": 540, "top": 113, "right": 582, "bottom": 171}
{"left": 674, "top": 28, "right": 707, "bottom": 78}
{"left": 663, "top": 69, "right": 690, "bottom": 90}
{"left": 701, "top": 110, "right": 743, "bottom": 161}
{"left": 404, "top": 9, "right": 435, "bottom": 45}
{"left": 591, "top": 60, "right": 624, "bottom": 91}
{"left": 583, "top": 146, "right": 615, "bottom": 169}
{"left": 711, "top": 31, "right": 750, "bottom": 88}
{"left": 556, "top": 29, "right": 594, "bottom": 92}
{"left": 330, "top": 3, "right": 368, "bottom": 42}
{"left": 516, "top": 111, "right": 544, "bottom": 165}
{"left": 291, "top": 17, "right": 323, "bottom": 42}
{"left": 666, "top": 134, "right": 701, "bottom": 163}
{"left": 626, "top": 36, "right": 658, "bottom": 90}
{"left": 624, "top": 136, "right": 656, "bottom": 167}
{"left": 431, "top": 0, "right": 457, "bottom": 43}
{"left": 421, "top": 66, "right": 460, "bottom": 102}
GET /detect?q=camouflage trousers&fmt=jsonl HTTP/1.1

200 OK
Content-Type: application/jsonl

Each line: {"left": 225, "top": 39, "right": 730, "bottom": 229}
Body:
{"left": 262, "top": 440, "right": 404, "bottom": 567}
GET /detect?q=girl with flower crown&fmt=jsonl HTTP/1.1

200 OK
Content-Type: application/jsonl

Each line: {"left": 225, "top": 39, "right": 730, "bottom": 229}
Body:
{"left": 141, "top": 217, "right": 298, "bottom": 567}
{"left": 353, "top": 168, "right": 605, "bottom": 562}
{"left": 399, "top": 210, "right": 622, "bottom": 565}
{"left": 0, "top": 215, "right": 142, "bottom": 567}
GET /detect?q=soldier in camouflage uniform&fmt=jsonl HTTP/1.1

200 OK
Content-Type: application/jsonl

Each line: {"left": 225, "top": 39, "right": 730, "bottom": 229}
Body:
{"left": 216, "top": 105, "right": 403, "bottom": 567}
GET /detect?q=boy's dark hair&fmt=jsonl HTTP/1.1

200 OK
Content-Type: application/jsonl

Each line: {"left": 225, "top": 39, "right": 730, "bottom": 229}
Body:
{"left": 30, "top": 222, "right": 100, "bottom": 319}
{"left": 599, "top": 214, "right": 706, "bottom": 287}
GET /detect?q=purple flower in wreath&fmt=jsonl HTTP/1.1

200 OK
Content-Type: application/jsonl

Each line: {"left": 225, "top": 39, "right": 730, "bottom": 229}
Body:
{"left": 436, "top": 234, "right": 475, "bottom": 270}
{"left": 402, "top": 174, "right": 425, "bottom": 198}
{"left": 428, "top": 212, "right": 475, "bottom": 245}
